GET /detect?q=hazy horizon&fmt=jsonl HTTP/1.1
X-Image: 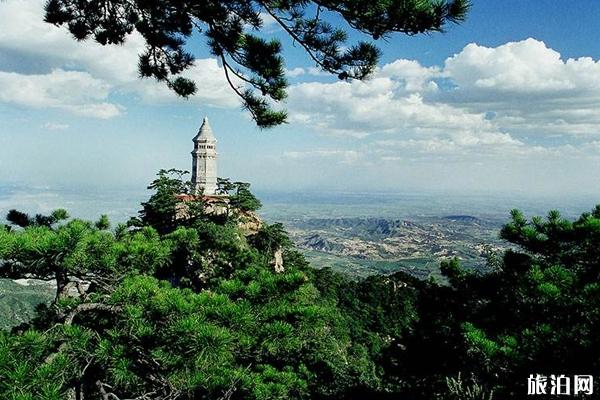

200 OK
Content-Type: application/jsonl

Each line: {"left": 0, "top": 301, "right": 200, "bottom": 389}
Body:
{"left": 1, "top": 182, "right": 597, "bottom": 226}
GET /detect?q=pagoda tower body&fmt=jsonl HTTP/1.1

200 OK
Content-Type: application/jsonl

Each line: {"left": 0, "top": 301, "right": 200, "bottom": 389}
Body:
{"left": 191, "top": 117, "right": 218, "bottom": 195}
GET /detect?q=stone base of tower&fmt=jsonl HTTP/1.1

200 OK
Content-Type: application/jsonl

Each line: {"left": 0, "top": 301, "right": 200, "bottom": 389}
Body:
{"left": 175, "top": 193, "right": 263, "bottom": 235}
{"left": 175, "top": 194, "right": 229, "bottom": 219}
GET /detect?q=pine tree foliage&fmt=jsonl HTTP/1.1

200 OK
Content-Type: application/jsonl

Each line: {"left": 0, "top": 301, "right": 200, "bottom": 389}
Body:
{"left": 421, "top": 207, "right": 600, "bottom": 398}
{"left": 0, "top": 171, "right": 378, "bottom": 399}
{"left": 6, "top": 209, "right": 69, "bottom": 229}
{"left": 1, "top": 170, "right": 599, "bottom": 398}
{"left": 43, "top": 0, "right": 470, "bottom": 127}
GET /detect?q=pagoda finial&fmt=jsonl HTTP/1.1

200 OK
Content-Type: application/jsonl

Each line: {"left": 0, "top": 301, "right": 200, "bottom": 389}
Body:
{"left": 193, "top": 116, "right": 216, "bottom": 142}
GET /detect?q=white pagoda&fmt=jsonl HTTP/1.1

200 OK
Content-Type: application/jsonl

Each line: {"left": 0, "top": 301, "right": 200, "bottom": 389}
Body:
{"left": 191, "top": 117, "right": 218, "bottom": 195}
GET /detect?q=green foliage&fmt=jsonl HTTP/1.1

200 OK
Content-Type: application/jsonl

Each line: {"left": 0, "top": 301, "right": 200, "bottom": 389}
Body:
{"left": 250, "top": 223, "right": 291, "bottom": 254}
{"left": 43, "top": 0, "right": 470, "bottom": 127}
{"left": 5, "top": 209, "right": 69, "bottom": 229}
{"left": 0, "top": 171, "right": 380, "bottom": 399}
{"left": 50, "top": 209, "right": 69, "bottom": 222}
{"left": 3, "top": 172, "right": 600, "bottom": 399}
{"left": 0, "top": 329, "right": 73, "bottom": 400}
{"left": 438, "top": 373, "right": 494, "bottom": 400}
{"left": 428, "top": 206, "right": 600, "bottom": 398}
{"left": 229, "top": 181, "right": 263, "bottom": 212}
{"left": 217, "top": 177, "right": 237, "bottom": 195}
{"left": 0, "top": 220, "right": 117, "bottom": 302}
{"left": 133, "top": 168, "right": 196, "bottom": 235}
{"left": 95, "top": 214, "right": 110, "bottom": 230}
{"left": 309, "top": 204, "right": 600, "bottom": 398}
{"left": 116, "top": 226, "right": 172, "bottom": 276}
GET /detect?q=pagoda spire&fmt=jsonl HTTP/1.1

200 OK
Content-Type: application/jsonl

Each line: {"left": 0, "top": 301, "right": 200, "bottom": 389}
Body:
{"left": 194, "top": 117, "right": 216, "bottom": 142}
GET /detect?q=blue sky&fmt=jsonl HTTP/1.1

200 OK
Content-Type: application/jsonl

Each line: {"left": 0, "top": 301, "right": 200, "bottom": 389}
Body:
{"left": 2, "top": 0, "right": 600, "bottom": 198}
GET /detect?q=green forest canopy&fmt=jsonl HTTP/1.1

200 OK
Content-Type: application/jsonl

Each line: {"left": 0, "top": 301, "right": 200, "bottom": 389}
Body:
{"left": 0, "top": 170, "right": 599, "bottom": 399}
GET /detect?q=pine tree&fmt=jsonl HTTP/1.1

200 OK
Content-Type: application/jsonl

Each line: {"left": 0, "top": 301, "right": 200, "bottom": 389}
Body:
{"left": 44, "top": 0, "right": 470, "bottom": 127}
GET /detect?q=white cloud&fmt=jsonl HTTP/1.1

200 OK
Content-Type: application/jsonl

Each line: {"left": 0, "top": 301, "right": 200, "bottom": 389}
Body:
{"left": 41, "top": 122, "right": 70, "bottom": 131}
{"left": 380, "top": 59, "right": 440, "bottom": 92}
{"left": 288, "top": 77, "right": 519, "bottom": 146}
{"left": 0, "top": 69, "right": 122, "bottom": 118}
{"left": 286, "top": 67, "right": 306, "bottom": 78}
{"left": 126, "top": 58, "right": 240, "bottom": 108}
{"left": 285, "top": 67, "right": 330, "bottom": 79}
{"left": 440, "top": 38, "right": 600, "bottom": 137}
{"left": 283, "top": 149, "right": 362, "bottom": 164}
{"left": 0, "top": 0, "right": 140, "bottom": 82}
{"left": 2, "top": 0, "right": 599, "bottom": 176}
{"left": 0, "top": 0, "right": 240, "bottom": 118}
{"left": 286, "top": 38, "right": 600, "bottom": 164}
{"left": 443, "top": 38, "right": 600, "bottom": 93}
{"left": 306, "top": 67, "right": 329, "bottom": 77}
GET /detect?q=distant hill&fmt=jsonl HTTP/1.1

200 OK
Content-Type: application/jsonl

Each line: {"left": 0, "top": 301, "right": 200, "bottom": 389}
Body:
{"left": 285, "top": 216, "right": 505, "bottom": 278}
{"left": 443, "top": 215, "right": 480, "bottom": 223}
{"left": 302, "top": 234, "right": 346, "bottom": 253}
{"left": 0, "top": 279, "right": 54, "bottom": 330}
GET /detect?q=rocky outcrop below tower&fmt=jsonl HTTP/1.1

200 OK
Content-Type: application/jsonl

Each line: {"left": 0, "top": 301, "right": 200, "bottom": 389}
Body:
{"left": 236, "top": 210, "right": 263, "bottom": 236}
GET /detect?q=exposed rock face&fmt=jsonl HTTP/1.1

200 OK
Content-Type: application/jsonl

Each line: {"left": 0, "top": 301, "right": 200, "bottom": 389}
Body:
{"left": 302, "top": 234, "right": 344, "bottom": 253}
{"left": 237, "top": 211, "right": 263, "bottom": 236}
{"left": 13, "top": 278, "right": 57, "bottom": 289}
{"left": 272, "top": 248, "right": 285, "bottom": 273}
{"left": 238, "top": 212, "right": 284, "bottom": 273}
{"left": 175, "top": 194, "right": 230, "bottom": 219}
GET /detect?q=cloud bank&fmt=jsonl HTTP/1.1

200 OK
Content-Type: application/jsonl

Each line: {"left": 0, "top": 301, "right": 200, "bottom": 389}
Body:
{"left": 286, "top": 38, "right": 600, "bottom": 162}
{"left": 0, "top": 0, "right": 239, "bottom": 118}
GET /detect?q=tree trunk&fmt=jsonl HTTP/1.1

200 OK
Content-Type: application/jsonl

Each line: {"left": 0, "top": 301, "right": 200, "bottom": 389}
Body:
{"left": 55, "top": 269, "right": 71, "bottom": 303}
{"left": 54, "top": 270, "right": 64, "bottom": 303}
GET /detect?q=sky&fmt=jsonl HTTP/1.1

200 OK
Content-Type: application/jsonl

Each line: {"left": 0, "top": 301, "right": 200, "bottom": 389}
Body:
{"left": 2, "top": 0, "right": 600, "bottom": 199}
